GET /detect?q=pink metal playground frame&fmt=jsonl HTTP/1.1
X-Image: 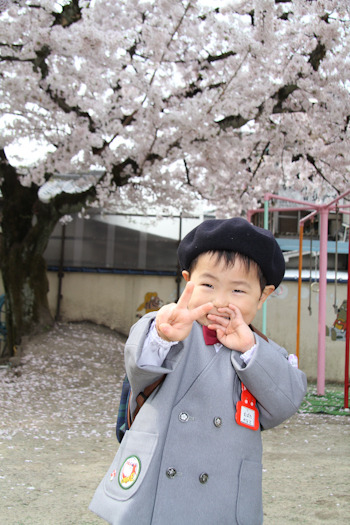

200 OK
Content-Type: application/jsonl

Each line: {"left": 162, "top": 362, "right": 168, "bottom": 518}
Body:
{"left": 248, "top": 189, "right": 350, "bottom": 406}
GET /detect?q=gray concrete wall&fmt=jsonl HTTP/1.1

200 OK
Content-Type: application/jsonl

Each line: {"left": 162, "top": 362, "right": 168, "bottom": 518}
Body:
{"left": 46, "top": 271, "right": 348, "bottom": 383}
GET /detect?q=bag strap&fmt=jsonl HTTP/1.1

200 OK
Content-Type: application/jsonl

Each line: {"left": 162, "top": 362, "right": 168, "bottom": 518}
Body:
{"left": 127, "top": 375, "right": 165, "bottom": 428}
{"left": 249, "top": 324, "right": 268, "bottom": 343}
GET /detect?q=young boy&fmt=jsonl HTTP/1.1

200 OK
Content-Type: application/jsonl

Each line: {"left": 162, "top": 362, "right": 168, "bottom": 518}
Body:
{"left": 90, "top": 217, "right": 307, "bottom": 525}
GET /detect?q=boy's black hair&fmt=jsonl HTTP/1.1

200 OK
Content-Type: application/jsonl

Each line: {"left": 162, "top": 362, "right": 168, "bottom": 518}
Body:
{"left": 188, "top": 250, "right": 267, "bottom": 293}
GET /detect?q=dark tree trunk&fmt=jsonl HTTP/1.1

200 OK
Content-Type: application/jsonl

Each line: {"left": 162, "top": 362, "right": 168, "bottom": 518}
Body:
{"left": 0, "top": 148, "right": 113, "bottom": 358}
{"left": 0, "top": 153, "right": 59, "bottom": 356}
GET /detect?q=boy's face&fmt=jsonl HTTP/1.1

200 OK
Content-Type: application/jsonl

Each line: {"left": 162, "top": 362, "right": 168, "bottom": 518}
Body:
{"left": 182, "top": 252, "right": 275, "bottom": 327}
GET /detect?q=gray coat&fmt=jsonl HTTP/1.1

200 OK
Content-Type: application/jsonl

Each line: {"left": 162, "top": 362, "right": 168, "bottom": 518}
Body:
{"left": 90, "top": 313, "right": 307, "bottom": 525}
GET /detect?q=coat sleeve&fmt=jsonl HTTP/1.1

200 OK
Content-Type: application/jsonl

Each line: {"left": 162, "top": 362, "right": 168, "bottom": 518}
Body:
{"left": 124, "top": 313, "right": 184, "bottom": 415}
{"left": 230, "top": 335, "right": 307, "bottom": 430}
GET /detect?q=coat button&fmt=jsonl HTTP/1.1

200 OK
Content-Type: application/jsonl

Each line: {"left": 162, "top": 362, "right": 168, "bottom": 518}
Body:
{"left": 179, "top": 412, "right": 189, "bottom": 422}
{"left": 166, "top": 467, "right": 177, "bottom": 479}
{"left": 213, "top": 417, "right": 222, "bottom": 428}
{"left": 199, "top": 472, "right": 209, "bottom": 484}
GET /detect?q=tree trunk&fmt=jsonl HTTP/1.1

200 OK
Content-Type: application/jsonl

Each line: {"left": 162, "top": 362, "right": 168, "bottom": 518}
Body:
{"left": 2, "top": 244, "right": 53, "bottom": 356}
{"left": 0, "top": 151, "right": 97, "bottom": 358}
{"left": 0, "top": 153, "right": 57, "bottom": 356}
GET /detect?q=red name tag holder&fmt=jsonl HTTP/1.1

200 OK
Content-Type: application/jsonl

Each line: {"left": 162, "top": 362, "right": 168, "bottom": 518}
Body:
{"left": 235, "top": 383, "right": 259, "bottom": 431}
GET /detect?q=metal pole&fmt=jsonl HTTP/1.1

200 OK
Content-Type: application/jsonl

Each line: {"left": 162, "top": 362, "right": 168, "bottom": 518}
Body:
{"left": 55, "top": 224, "right": 66, "bottom": 322}
{"left": 176, "top": 214, "right": 183, "bottom": 301}
{"left": 298, "top": 210, "right": 318, "bottom": 365}
{"left": 344, "top": 230, "right": 350, "bottom": 409}
{"left": 317, "top": 207, "right": 328, "bottom": 395}
{"left": 262, "top": 198, "right": 269, "bottom": 334}
{"left": 296, "top": 223, "right": 304, "bottom": 360}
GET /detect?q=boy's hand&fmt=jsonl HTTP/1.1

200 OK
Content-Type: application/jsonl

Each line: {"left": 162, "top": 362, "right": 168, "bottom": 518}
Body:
{"left": 207, "top": 305, "right": 255, "bottom": 352}
{"left": 156, "top": 282, "right": 213, "bottom": 342}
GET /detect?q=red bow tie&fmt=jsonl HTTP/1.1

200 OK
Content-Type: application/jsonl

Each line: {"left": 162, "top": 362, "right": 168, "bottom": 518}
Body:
{"left": 202, "top": 326, "right": 219, "bottom": 345}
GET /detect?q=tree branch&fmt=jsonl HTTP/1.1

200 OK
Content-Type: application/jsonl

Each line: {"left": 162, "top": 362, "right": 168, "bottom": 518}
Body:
{"left": 206, "top": 50, "right": 237, "bottom": 63}
{"left": 44, "top": 85, "right": 97, "bottom": 132}
{"left": 308, "top": 40, "right": 327, "bottom": 72}
{"left": 52, "top": 0, "right": 82, "bottom": 28}
{"left": 272, "top": 84, "right": 299, "bottom": 114}
{"left": 216, "top": 114, "right": 249, "bottom": 131}
{"left": 111, "top": 158, "right": 139, "bottom": 187}
{"left": 0, "top": 44, "right": 51, "bottom": 79}
{"left": 182, "top": 158, "right": 206, "bottom": 199}
{"left": 240, "top": 142, "right": 270, "bottom": 198}
{"left": 306, "top": 153, "right": 340, "bottom": 194}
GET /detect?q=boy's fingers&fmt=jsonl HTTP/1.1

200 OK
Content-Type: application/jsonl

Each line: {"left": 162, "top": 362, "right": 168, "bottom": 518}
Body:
{"left": 227, "top": 304, "right": 244, "bottom": 320}
{"left": 226, "top": 304, "right": 240, "bottom": 313}
{"left": 176, "top": 281, "right": 195, "bottom": 309}
{"left": 158, "top": 323, "right": 173, "bottom": 339}
{"left": 190, "top": 301, "right": 213, "bottom": 321}
{"left": 216, "top": 328, "right": 225, "bottom": 340}
{"left": 207, "top": 314, "right": 229, "bottom": 327}
{"left": 218, "top": 305, "right": 243, "bottom": 322}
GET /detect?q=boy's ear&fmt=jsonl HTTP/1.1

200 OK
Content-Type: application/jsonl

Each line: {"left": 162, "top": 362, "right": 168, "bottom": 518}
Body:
{"left": 258, "top": 285, "right": 275, "bottom": 308}
{"left": 182, "top": 270, "right": 190, "bottom": 282}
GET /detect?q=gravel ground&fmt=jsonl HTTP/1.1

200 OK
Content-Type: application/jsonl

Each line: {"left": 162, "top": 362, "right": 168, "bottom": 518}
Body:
{"left": 0, "top": 322, "right": 349, "bottom": 524}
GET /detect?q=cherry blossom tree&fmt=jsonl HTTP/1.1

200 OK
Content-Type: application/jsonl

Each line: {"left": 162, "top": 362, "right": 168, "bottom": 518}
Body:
{"left": 0, "top": 0, "right": 349, "bottom": 355}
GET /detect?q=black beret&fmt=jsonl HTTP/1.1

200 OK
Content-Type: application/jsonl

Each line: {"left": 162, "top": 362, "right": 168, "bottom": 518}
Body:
{"left": 178, "top": 217, "right": 285, "bottom": 288}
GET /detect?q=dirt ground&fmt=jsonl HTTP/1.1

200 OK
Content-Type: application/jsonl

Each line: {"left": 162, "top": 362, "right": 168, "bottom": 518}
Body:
{"left": 0, "top": 322, "right": 349, "bottom": 525}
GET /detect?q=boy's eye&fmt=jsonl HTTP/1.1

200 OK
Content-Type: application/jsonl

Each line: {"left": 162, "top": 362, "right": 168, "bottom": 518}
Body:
{"left": 202, "top": 283, "right": 213, "bottom": 288}
{"left": 233, "top": 289, "right": 245, "bottom": 294}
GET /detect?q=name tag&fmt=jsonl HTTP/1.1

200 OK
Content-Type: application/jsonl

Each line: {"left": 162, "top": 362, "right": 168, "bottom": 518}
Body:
{"left": 235, "top": 383, "right": 259, "bottom": 431}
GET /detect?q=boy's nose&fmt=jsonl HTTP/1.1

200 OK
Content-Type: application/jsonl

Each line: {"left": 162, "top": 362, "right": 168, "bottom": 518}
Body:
{"left": 213, "top": 293, "right": 229, "bottom": 309}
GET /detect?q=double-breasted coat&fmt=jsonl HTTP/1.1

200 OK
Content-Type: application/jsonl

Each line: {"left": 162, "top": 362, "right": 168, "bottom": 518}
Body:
{"left": 90, "top": 313, "right": 307, "bottom": 525}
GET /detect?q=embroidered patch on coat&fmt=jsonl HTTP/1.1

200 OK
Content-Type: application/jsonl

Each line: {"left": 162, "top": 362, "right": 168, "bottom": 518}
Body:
{"left": 118, "top": 456, "right": 141, "bottom": 489}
